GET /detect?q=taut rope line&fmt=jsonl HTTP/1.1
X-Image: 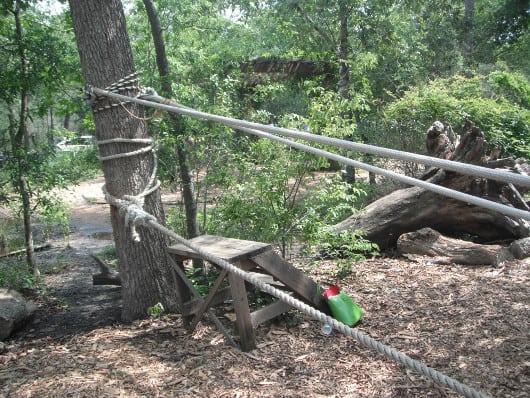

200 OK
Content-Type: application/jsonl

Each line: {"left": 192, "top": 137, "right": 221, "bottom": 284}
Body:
{"left": 88, "top": 86, "right": 530, "bottom": 222}
{"left": 88, "top": 80, "right": 502, "bottom": 398}
{"left": 101, "top": 190, "right": 491, "bottom": 398}
{"left": 90, "top": 86, "right": 530, "bottom": 188}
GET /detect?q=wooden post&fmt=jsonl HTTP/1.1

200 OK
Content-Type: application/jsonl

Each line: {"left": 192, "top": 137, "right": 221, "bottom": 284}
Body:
{"left": 228, "top": 272, "right": 255, "bottom": 351}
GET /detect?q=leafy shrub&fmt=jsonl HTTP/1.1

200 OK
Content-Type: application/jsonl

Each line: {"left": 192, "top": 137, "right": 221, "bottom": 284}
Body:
{"left": 37, "top": 194, "right": 71, "bottom": 240}
{"left": 0, "top": 261, "right": 39, "bottom": 291}
{"left": 147, "top": 302, "right": 165, "bottom": 318}
{"left": 47, "top": 149, "right": 100, "bottom": 185}
{"left": 375, "top": 71, "right": 530, "bottom": 158}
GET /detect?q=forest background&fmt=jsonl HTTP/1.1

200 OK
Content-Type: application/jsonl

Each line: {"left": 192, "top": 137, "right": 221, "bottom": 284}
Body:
{"left": 0, "top": 0, "right": 529, "bottom": 288}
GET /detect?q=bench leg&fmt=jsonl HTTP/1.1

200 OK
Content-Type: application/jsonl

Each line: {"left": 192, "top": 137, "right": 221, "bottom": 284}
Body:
{"left": 228, "top": 272, "right": 256, "bottom": 351}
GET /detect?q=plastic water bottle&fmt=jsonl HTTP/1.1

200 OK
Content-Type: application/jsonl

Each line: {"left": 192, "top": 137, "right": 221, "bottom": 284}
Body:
{"left": 321, "top": 323, "right": 332, "bottom": 335}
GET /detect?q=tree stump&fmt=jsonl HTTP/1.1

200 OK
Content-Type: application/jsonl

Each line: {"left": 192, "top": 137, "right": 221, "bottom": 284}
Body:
{"left": 335, "top": 121, "right": 530, "bottom": 250}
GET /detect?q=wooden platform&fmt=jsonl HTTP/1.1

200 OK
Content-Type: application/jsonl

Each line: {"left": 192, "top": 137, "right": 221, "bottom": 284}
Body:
{"left": 167, "top": 235, "right": 329, "bottom": 351}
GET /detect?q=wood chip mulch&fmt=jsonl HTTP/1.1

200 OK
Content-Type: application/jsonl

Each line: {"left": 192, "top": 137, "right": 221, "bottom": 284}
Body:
{"left": 1, "top": 256, "right": 529, "bottom": 398}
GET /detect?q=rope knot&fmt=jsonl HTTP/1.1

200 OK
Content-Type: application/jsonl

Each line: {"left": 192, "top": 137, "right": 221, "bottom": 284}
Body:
{"left": 103, "top": 182, "right": 159, "bottom": 243}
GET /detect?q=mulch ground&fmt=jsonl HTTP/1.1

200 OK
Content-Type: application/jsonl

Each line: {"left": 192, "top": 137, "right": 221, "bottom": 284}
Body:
{"left": 1, "top": 245, "right": 528, "bottom": 398}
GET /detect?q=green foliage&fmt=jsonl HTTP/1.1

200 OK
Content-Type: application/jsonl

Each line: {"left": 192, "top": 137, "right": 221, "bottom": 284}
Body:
{"left": 318, "top": 230, "right": 379, "bottom": 260}
{"left": 185, "top": 267, "right": 227, "bottom": 296}
{"left": 37, "top": 194, "right": 70, "bottom": 240}
{"left": 147, "top": 302, "right": 165, "bottom": 318}
{"left": 298, "top": 176, "right": 368, "bottom": 243}
{"left": 377, "top": 71, "right": 530, "bottom": 158}
{"left": 0, "top": 261, "right": 39, "bottom": 291}
{"left": 205, "top": 138, "right": 324, "bottom": 256}
{"left": 487, "top": 70, "right": 530, "bottom": 108}
{"left": 202, "top": 136, "right": 375, "bottom": 260}
{"left": 317, "top": 230, "right": 379, "bottom": 278}
{"left": 46, "top": 149, "right": 100, "bottom": 185}
{"left": 98, "top": 245, "right": 119, "bottom": 270}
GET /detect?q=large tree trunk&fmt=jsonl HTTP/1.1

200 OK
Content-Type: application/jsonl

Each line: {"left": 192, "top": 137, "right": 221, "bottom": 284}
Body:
{"left": 69, "top": 0, "right": 180, "bottom": 322}
{"left": 335, "top": 121, "right": 530, "bottom": 250}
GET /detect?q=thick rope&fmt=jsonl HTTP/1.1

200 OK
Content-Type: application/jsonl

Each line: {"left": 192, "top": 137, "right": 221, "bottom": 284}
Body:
{"left": 91, "top": 86, "right": 530, "bottom": 189}
{"left": 88, "top": 86, "right": 530, "bottom": 222}
{"left": 96, "top": 136, "right": 160, "bottom": 241}
{"left": 89, "top": 73, "right": 139, "bottom": 113}
{"left": 100, "top": 191, "right": 491, "bottom": 398}
{"left": 90, "top": 83, "right": 499, "bottom": 397}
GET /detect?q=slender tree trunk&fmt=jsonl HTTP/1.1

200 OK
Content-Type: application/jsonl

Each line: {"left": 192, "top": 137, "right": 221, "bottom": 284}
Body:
{"left": 464, "top": 0, "right": 475, "bottom": 66}
{"left": 63, "top": 113, "right": 71, "bottom": 130}
{"left": 19, "top": 174, "right": 36, "bottom": 271}
{"left": 69, "top": 0, "right": 180, "bottom": 322}
{"left": 142, "top": 0, "right": 200, "bottom": 241}
{"left": 337, "top": 16, "right": 350, "bottom": 101}
{"left": 12, "top": 1, "right": 37, "bottom": 274}
{"left": 48, "top": 107, "right": 55, "bottom": 147}
{"left": 337, "top": 6, "right": 356, "bottom": 184}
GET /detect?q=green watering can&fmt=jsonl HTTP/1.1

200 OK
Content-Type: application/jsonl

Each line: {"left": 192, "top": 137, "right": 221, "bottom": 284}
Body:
{"left": 322, "top": 285, "right": 364, "bottom": 326}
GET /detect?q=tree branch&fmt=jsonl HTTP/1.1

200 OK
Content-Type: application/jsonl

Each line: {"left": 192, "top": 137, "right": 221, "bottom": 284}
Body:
{"left": 294, "top": 4, "right": 336, "bottom": 48}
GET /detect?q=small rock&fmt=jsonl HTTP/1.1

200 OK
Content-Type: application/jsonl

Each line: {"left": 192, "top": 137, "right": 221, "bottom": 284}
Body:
{"left": 0, "top": 288, "right": 37, "bottom": 340}
{"left": 510, "top": 237, "right": 530, "bottom": 259}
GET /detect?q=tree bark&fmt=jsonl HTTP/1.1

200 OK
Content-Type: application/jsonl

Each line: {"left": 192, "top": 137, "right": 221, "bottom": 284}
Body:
{"left": 463, "top": 0, "right": 475, "bottom": 66}
{"left": 397, "top": 227, "right": 513, "bottom": 266}
{"left": 69, "top": 0, "right": 180, "bottom": 322}
{"left": 142, "top": 0, "right": 200, "bottom": 242}
{"left": 335, "top": 121, "right": 530, "bottom": 250}
{"left": 337, "top": 4, "right": 356, "bottom": 184}
{"left": 10, "top": 2, "right": 37, "bottom": 274}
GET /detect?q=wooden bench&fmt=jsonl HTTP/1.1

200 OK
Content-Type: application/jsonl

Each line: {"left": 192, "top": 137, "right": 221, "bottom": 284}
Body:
{"left": 167, "top": 235, "right": 329, "bottom": 351}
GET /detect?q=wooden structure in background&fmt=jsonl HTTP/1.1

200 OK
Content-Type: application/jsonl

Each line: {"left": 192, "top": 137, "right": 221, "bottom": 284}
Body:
{"left": 167, "top": 235, "right": 329, "bottom": 351}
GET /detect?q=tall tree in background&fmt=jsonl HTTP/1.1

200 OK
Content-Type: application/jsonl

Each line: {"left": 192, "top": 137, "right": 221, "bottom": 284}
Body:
{"left": 0, "top": 0, "right": 44, "bottom": 274}
{"left": 69, "top": 0, "right": 180, "bottom": 322}
{"left": 463, "top": 0, "right": 476, "bottom": 66}
{"left": 1, "top": 1, "right": 74, "bottom": 275}
{"left": 142, "top": 0, "right": 200, "bottom": 243}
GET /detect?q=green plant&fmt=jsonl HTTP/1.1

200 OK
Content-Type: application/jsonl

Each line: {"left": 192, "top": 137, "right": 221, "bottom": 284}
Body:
{"left": 98, "top": 245, "right": 118, "bottom": 269}
{"left": 377, "top": 71, "right": 530, "bottom": 158}
{"left": 147, "top": 302, "right": 165, "bottom": 318}
{"left": 38, "top": 194, "right": 71, "bottom": 240}
{"left": 317, "top": 230, "right": 379, "bottom": 261}
{"left": 0, "top": 261, "right": 39, "bottom": 291}
{"left": 206, "top": 138, "right": 323, "bottom": 258}
{"left": 309, "top": 229, "right": 379, "bottom": 278}
{"left": 186, "top": 267, "right": 226, "bottom": 296}
{"left": 47, "top": 149, "right": 100, "bottom": 184}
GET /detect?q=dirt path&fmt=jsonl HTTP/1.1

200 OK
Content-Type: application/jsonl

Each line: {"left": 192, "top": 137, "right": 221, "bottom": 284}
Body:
{"left": 1, "top": 177, "right": 529, "bottom": 398}
{"left": 19, "top": 177, "right": 119, "bottom": 341}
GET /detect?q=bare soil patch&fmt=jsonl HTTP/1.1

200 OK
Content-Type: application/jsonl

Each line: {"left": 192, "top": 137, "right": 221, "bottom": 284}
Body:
{"left": 1, "top": 178, "right": 528, "bottom": 398}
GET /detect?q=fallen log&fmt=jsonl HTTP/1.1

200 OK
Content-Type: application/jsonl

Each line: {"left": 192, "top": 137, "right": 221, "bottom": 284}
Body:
{"left": 397, "top": 228, "right": 514, "bottom": 266}
{"left": 91, "top": 254, "right": 121, "bottom": 286}
{"left": 335, "top": 121, "right": 530, "bottom": 250}
{"left": 0, "top": 242, "right": 52, "bottom": 258}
